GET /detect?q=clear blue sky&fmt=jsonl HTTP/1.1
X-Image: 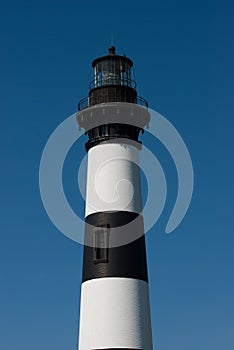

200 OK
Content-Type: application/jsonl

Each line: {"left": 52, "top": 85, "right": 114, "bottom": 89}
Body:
{"left": 1, "top": 0, "right": 233, "bottom": 349}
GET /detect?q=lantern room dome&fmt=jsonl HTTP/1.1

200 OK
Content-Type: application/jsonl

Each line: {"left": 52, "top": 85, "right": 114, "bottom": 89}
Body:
{"left": 92, "top": 45, "right": 133, "bottom": 68}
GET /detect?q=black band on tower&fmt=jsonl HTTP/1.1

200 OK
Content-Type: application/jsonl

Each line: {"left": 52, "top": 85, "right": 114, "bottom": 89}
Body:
{"left": 85, "top": 123, "right": 142, "bottom": 151}
{"left": 82, "top": 211, "right": 148, "bottom": 283}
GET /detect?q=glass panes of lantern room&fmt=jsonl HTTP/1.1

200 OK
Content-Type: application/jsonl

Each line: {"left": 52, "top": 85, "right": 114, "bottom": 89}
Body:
{"left": 94, "top": 59, "right": 134, "bottom": 88}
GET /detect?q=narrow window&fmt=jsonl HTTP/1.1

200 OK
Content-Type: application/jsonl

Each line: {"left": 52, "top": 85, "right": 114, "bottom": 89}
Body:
{"left": 93, "top": 225, "right": 110, "bottom": 264}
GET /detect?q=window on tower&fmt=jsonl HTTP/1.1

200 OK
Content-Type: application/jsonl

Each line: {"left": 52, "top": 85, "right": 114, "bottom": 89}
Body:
{"left": 93, "top": 225, "right": 110, "bottom": 264}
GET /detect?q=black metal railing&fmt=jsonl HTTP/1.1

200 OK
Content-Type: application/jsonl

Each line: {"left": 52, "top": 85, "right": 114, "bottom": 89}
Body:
{"left": 89, "top": 77, "right": 137, "bottom": 90}
{"left": 78, "top": 96, "right": 89, "bottom": 111}
{"left": 78, "top": 95, "right": 148, "bottom": 111}
{"left": 136, "top": 96, "right": 149, "bottom": 108}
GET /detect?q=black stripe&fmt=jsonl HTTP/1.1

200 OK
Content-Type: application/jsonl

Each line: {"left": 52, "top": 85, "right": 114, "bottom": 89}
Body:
{"left": 82, "top": 211, "right": 148, "bottom": 283}
{"left": 85, "top": 123, "right": 142, "bottom": 151}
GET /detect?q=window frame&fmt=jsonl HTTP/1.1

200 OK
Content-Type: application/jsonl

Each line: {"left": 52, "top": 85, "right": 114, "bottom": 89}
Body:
{"left": 93, "top": 225, "right": 110, "bottom": 264}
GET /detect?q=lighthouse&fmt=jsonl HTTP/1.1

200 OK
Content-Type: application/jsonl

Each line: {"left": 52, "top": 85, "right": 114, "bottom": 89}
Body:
{"left": 76, "top": 46, "right": 153, "bottom": 350}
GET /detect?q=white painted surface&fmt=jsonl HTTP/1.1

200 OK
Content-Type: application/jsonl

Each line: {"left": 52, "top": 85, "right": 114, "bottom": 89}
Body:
{"left": 78, "top": 277, "right": 153, "bottom": 350}
{"left": 85, "top": 143, "right": 142, "bottom": 217}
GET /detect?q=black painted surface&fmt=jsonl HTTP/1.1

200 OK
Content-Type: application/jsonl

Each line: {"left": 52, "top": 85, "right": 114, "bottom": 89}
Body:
{"left": 85, "top": 123, "right": 142, "bottom": 150}
{"left": 89, "top": 85, "right": 137, "bottom": 106}
{"left": 82, "top": 211, "right": 148, "bottom": 283}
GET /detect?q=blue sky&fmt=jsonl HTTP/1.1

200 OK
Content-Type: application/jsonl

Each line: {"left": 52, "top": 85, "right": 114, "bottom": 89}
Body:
{"left": 1, "top": 0, "right": 233, "bottom": 349}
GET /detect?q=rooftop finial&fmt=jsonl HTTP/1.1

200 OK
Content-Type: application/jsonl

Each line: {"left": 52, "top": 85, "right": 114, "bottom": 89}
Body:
{"left": 108, "top": 45, "right": 116, "bottom": 55}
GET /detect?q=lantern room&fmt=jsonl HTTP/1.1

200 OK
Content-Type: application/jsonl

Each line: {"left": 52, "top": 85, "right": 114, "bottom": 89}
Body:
{"left": 88, "top": 46, "right": 137, "bottom": 107}
{"left": 90, "top": 45, "right": 136, "bottom": 90}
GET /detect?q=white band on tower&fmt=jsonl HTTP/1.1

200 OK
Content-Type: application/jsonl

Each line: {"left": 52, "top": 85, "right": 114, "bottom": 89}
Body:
{"left": 79, "top": 278, "right": 153, "bottom": 350}
{"left": 85, "top": 142, "right": 142, "bottom": 217}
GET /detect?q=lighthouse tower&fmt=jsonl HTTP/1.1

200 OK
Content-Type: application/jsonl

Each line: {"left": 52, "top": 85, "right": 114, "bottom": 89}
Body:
{"left": 76, "top": 46, "right": 153, "bottom": 350}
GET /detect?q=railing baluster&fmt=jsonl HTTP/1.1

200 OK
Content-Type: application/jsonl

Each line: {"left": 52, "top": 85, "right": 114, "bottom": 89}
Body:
{"left": 78, "top": 93, "right": 148, "bottom": 111}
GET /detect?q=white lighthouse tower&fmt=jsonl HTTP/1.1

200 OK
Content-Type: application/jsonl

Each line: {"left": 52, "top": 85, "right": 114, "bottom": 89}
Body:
{"left": 76, "top": 46, "right": 153, "bottom": 350}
